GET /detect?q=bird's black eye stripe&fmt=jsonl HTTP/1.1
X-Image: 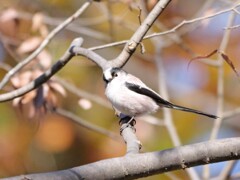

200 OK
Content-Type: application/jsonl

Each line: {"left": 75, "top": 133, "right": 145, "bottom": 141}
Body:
{"left": 111, "top": 67, "right": 121, "bottom": 77}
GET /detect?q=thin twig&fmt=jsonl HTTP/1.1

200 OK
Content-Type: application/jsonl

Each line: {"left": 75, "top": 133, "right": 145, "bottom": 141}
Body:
{"left": 0, "top": 63, "right": 12, "bottom": 72}
{"left": 210, "top": 11, "right": 236, "bottom": 141}
{"left": 137, "top": 6, "right": 142, "bottom": 25}
{"left": 17, "top": 10, "right": 110, "bottom": 41}
{"left": 153, "top": 40, "right": 200, "bottom": 180}
{"left": 54, "top": 76, "right": 111, "bottom": 109}
{"left": 203, "top": 11, "right": 236, "bottom": 180}
{"left": 223, "top": 107, "right": 240, "bottom": 119}
{"left": 88, "top": 3, "right": 240, "bottom": 52}
{"left": 218, "top": 160, "right": 238, "bottom": 180}
{"left": 53, "top": 107, "right": 120, "bottom": 141}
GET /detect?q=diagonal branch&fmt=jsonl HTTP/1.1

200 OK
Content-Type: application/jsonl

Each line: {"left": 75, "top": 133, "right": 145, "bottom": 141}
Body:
{"left": 0, "top": 37, "right": 111, "bottom": 102}
{"left": 53, "top": 107, "right": 120, "bottom": 141}
{"left": 0, "top": 38, "right": 85, "bottom": 102}
{"left": 108, "top": 0, "right": 172, "bottom": 69}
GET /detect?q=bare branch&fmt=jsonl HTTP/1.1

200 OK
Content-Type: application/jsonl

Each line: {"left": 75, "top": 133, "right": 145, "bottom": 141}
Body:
{"left": 0, "top": 38, "right": 83, "bottom": 102}
{"left": 88, "top": 2, "right": 240, "bottom": 52}
{"left": 5, "top": 137, "right": 240, "bottom": 180}
{"left": 210, "top": 11, "right": 236, "bottom": 140}
{"left": 119, "top": 116, "right": 141, "bottom": 154}
{"left": 109, "top": 0, "right": 172, "bottom": 69}
{"left": 223, "top": 107, "right": 240, "bottom": 119}
{"left": 72, "top": 46, "right": 109, "bottom": 69}
{"left": 204, "top": 10, "right": 236, "bottom": 180}
{"left": 145, "top": 2, "right": 240, "bottom": 40}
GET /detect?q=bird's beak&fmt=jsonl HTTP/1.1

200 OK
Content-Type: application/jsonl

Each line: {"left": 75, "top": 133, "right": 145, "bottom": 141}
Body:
{"left": 103, "top": 75, "right": 111, "bottom": 84}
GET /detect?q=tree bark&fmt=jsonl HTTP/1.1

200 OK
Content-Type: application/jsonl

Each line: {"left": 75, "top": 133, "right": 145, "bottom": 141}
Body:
{"left": 4, "top": 137, "right": 240, "bottom": 180}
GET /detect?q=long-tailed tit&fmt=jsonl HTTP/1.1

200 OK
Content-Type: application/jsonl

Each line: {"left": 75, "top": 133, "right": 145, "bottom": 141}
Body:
{"left": 103, "top": 67, "right": 217, "bottom": 119}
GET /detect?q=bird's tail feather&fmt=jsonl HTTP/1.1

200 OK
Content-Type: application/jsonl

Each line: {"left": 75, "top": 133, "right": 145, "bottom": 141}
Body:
{"left": 170, "top": 104, "right": 218, "bottom": 119}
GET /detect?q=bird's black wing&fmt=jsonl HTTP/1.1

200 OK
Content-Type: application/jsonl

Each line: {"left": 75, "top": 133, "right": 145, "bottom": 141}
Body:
{"left": 125, "top": 82, "right": 218, "bottom": 119}
{"left": 125, "top": 82, "right": 173, "bottom": 108}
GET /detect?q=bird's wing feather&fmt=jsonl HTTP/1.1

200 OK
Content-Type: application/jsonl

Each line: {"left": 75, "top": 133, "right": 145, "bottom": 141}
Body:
{"left": 125, "top": 82, "right": 218, "bottom": 119}
{"left": 125, "top": 82, "right": 173, "bottom": 108}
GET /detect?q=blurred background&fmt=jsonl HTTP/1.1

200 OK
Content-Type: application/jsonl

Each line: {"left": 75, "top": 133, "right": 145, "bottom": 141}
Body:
{"left": 0, "top": 0, "right": 240, "bottom": 179}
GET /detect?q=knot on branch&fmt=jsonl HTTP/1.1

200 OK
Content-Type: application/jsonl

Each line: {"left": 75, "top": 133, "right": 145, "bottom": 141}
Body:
{"left": 127, "top": 40, "right": 138, "bottom": 53}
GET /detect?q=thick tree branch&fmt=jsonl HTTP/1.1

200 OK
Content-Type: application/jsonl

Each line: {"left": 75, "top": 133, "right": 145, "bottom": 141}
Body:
{"left": 4, "top": 137, "right": 240, "bottom": 180}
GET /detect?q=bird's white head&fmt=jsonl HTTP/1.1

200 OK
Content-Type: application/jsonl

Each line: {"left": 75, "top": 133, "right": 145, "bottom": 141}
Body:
{"left": 103, "top": 67, "right": 125, "bottom": 84}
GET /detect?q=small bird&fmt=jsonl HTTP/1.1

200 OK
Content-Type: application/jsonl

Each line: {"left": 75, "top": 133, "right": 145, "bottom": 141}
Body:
{"left": 103, "top": 67, "right": 218, "bottom": 119}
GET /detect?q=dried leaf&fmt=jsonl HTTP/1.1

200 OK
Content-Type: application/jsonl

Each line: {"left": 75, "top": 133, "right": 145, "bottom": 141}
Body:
{"left": 31, "top": 13, "right": 49, "bottom": 37}
{"left": 10, "top": 76, "right": 21, "bottom": 88}
{"left": 220, "top": 52, "right": 240, "bottom": 77}
{"left": 31, "top": 13, "right": 44, "bottom": 32}
{"left": 28, "top": 103, "right": 36, "bottom": 119}
{"left": 188, "top": 49, "right": 218, "bottom": 69}
{"left": 17, "top": 36, "right": 42, "bottom": 54}
{"left": 39, "top": 25, "right": 49, "bottom": 38}
{"left": 0, "top": 8, "right": 18, "bottom": 22}
{"left": 43, "top": 84, "right": 50, "bottom": 99}
{"left": 32, "top": 69, "right": 43, "bottom": 79}
{"left": 20, "top": 71, "right": 33, "bottom": 86}
{"left": 12, "top": 97, "right": 22, "bottom": 107}
{"left": 37, "top": 50, "right": 52, "bottom": 69}
{"left": 47, "top": 91, "right": 58, "bottom": 106}
{"left": 49, "top": 81, "right": 66, "bottom": 97}
{"left": 78, "top": 98, "right": 92, "bottom": 110}
{"left": 21, "top": 90, "right": 36, "bottom": 104}
{"left": 0, "top": 8, "right": 19, "bottom": 37}
{"left": 11, "top": 71, "right": 32, "bottom": 88}
{"left": 188, "top": 49, "right": 239, "bottom": 77}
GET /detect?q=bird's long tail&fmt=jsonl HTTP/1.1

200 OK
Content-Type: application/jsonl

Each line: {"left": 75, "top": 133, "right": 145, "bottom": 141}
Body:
{"left": 125, "top": 82, "right": 218, "bottom": 119}
{"left": 167, "top": 103, "right": 218, "bottom": 119}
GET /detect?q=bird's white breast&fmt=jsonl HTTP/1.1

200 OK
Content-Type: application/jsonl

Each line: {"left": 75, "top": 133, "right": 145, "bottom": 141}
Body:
{"left": 105, "top": 75, "right": 159, "bottom": 116}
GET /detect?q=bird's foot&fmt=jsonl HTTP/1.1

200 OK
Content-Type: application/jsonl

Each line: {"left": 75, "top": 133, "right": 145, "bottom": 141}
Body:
{"left": 119, "top": 115, "right": 136, "bottom": 135}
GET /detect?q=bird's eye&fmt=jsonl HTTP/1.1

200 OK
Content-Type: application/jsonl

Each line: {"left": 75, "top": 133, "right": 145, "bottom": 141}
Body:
{"left": 112, "top": 72, "right": 118, "bottom": 77}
